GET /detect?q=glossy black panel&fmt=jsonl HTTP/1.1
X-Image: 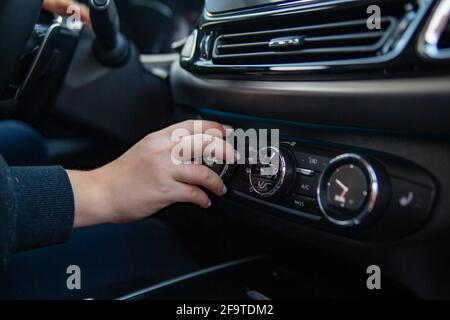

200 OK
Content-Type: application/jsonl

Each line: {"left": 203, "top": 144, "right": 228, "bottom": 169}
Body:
{"left": 205, "top": 0, "right": 292, "bottom": 14}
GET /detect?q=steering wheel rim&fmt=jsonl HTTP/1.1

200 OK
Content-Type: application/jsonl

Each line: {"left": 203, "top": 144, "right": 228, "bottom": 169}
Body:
{"left": 0, "top": 0, "right": 43, "bottom": 94}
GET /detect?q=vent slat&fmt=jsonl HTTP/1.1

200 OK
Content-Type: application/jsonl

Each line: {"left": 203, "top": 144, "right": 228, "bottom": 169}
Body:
{"left": 215, "top": 45, "right": 386, "bottom": 60}
{"left": 212, "top": 15, "right": 400, "bottom": 65}
{"left": 217, "top": 42, "right": 271, "bottom": 50}
{"left": 217, "top": 31, "right": 385, "bottom": 51}
{"left": 305, "top": 31, "right": 384, "bottom": 43}
{"left": 219, "top": 18, "right": 395, "bottom": 39}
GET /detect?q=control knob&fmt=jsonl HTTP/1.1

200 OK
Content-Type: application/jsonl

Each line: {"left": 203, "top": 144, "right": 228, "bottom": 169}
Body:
{"left": 249, "top": 146, "right": 296, "bottom": 198}
{"left": 317, "top": 154, "right": 389, "bottom": 227}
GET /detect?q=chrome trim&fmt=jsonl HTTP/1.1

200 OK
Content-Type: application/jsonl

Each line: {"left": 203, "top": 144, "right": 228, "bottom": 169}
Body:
{"left": 249, "top": 147, "right": 286, "bottom": 198}
{"left": 199, "top": 32, "right": 213, "bottom": 60}
{"left": 117, "top": 256, "right": 267, "bottom": 300}
{"left": 19, "top": 23, "right": 63, "bottom": 96}
{"left": 181, "top": 29, "right": 198, "bottom": 62}
{"left": 140, "top": 53, "right": 180, "bottom": 64}
{"left": 247, "top": 290, "right": 271, "bottom": 300}
{"left": 317, "top": 153, "right": 379, "bottom": 228}
{"left": 297, "top": 168, "right": 315, "bottom": 177}
{"left": 89, "top": 0, "right": 110, "bottom": 10}
{"left": 418, "top": 0, "right": 450, "bottom": 60}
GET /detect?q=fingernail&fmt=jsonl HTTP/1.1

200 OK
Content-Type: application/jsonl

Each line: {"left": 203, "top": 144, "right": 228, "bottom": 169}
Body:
{"left": 223, "top": 185, "right": 228, "bottom": 195}
{"left": 207, "top": 199, "right": 212, "bottom": 208}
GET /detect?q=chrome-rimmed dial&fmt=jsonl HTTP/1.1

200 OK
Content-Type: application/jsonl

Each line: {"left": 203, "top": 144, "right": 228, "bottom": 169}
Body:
{"left": 317, "top": 154, "right": 387, "bottom": 227}
{"left": 249, "top": 146, "right": 295, "bottom": 198}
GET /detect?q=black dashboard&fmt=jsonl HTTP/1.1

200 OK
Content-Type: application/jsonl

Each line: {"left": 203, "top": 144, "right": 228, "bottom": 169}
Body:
{"left": 170, "top": 0, "right": 450, "bottom": 299}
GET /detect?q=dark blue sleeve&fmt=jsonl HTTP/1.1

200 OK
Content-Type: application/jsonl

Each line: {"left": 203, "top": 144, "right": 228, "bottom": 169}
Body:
{"left": 0, "top": 156, "right": 74, "bottom": 270}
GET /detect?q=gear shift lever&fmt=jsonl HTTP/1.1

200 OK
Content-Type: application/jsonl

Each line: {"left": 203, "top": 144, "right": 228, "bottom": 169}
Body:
{"left": 89, "top": 0, "right": 129, "bottom": 67}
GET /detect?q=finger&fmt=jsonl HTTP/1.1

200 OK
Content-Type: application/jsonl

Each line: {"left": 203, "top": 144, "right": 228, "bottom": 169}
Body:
{"left": 53, "top": 0, "right": 80, "bottom": 16}
{"left": 174, "top": 165, "right": 226, "bottom": 197}
{"left": 171, "top": 134, "right": 236, "bottom": 163}
{"left": 163, "top": 120, "right": 228, "bottom": 139}
{"left": 172, "top": 183, "right": 211, "bottom": 209}
{"left": 43, "top": 0, "right": 68, "bottom": 15}
{"left": 79, "top": 4, "right": 92, "bottom": 29}
{"left": 203, "top": 136, "right": 237, "bottom": 164}
{"left": 45, "top": 0, "right": 91, "bottom": 29}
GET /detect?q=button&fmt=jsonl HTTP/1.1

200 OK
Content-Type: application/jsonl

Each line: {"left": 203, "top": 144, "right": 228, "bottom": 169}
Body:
{"left": 296, "top": 168, "right": 315, "bottom": 176}
{"left": 281, "top": 194, "right": 321, "bottom": 215}
{"left": 390, "top": 178, "right": 434, "bottom": 218}
{"left": 293, "top": 152, "right": 330, "bottom": 172}
{"left": 293, "top": 174, "right": 320, "bottom": 197}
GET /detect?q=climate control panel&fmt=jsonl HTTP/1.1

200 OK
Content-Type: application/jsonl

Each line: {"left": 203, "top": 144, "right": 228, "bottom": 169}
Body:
{"left": 224, "top": 141, "right": 436, "bottom": 241}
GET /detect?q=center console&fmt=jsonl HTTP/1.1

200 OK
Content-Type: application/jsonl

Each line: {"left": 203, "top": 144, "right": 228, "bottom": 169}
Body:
{"left": 169, "top": 0, "right": 450, "bottom": 299}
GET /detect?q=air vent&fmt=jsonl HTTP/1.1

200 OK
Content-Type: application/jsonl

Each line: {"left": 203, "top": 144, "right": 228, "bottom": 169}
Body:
{"left": 213, "top": 17, "right": 397, "bottom": 65}
{"left": 419, "top": 0, "right": 450, "bottom": 60}
{"left": 197, "top": 0, "right": 428, "bottom": 68}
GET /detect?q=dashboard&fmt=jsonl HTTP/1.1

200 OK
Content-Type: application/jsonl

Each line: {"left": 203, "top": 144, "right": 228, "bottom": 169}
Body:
{"left": 171, "top": 0, "right": 450, "bottom": 298}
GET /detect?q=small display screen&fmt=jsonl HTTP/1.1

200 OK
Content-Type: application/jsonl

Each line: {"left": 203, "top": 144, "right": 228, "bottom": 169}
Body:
{"left": 205, "top": 0, "right": 295, "bottom": 14}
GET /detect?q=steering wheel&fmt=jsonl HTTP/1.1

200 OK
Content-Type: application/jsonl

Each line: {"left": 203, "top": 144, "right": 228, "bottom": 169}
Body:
{"left": 0, "top": 0, "right": 43, "bottom": 93}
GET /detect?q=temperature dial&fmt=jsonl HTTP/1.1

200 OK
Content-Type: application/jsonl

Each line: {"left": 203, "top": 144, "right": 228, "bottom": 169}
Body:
{"left": 249, "top": 147, "right": 295, "bottom": 198}
{"left": 318, "top": 154, "right": 388, "bottom": 227}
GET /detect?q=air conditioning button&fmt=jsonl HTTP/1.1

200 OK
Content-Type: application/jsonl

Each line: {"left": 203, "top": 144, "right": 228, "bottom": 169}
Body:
{"left": 293, "top": 174, "right": 320, "bottom": 198}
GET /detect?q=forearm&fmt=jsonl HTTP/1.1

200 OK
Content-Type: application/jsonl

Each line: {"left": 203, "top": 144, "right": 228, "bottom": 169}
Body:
{"left": 67, "top": 169, "right": 114, "bottom": 228}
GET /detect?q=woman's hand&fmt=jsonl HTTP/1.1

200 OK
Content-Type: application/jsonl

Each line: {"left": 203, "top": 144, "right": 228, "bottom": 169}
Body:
{"left": 68, "top": 120, "right": 236, "bottom": 228}
{"left": 43, "top": 0, "right": 92, "bottom": 29}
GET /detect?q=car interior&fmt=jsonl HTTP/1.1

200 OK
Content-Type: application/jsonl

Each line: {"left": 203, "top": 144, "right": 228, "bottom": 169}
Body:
{"left": 1, "top": 0, "right": 450, "bottom": 300}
